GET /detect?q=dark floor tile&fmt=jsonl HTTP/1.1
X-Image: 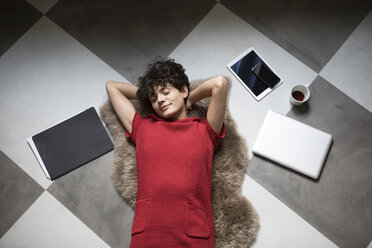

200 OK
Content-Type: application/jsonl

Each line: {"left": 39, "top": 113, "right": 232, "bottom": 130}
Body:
{"left": 47, "top": 152, "right": 133, "bottom": 248}
{"left": 46, "top": 0, "right": 215, "bottom": 84}
{"left": 0, "top": 150, "right": 44, "bottom": 238}
{"left": 0, "top": 0, "right": 42, "bottom": 57}
{"left": 247, "top": 76, "right": 372, "bottom": 248}
{"left": 220, "top": 0, "right": 372, "bottom": 72}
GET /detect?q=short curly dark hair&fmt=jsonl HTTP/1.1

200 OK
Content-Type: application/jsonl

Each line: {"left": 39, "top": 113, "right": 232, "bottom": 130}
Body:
{"left": 137, "top": 56, "right": 190, "bottom": 107}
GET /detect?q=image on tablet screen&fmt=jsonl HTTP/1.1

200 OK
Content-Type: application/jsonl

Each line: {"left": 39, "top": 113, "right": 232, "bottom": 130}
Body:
{"left": 230, "top": 50, "right": 268, "bottom": 96}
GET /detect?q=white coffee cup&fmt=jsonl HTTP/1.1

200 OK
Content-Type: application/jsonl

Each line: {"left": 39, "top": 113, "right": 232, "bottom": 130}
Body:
{"left": 290, "top": 84, "right": 310, "bottom": 105}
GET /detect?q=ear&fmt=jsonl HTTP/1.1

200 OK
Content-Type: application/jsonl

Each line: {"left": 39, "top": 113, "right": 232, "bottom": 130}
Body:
{"left": 182, "top": 85, "right": 188, "bottom": 98}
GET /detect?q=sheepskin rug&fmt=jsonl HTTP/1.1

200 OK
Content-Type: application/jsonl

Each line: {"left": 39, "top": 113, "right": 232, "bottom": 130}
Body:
{"left": 99, "top": 75, "right": 260, "bottom": 247}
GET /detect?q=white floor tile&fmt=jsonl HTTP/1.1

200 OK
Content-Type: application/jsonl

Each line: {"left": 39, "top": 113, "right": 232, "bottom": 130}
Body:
{"left": 169, "top": 4, "right": 337, "bottom": 246}
{"left": 169, "top": 3, "right": 317, "bottom": 158}
{"left": 242, "top": 175, "right": 338, "bottom": 248}
{"left": 0, "top": 16, "right": 128, "bottom": 189}
{"left": 367, "top": 240, "right": 372, "bottom": 248}
{"left": 320, "top": 10, "right": 372, "bottom": 113}
{"left": 0, "top": 191, "right": 110, "bottom": 248}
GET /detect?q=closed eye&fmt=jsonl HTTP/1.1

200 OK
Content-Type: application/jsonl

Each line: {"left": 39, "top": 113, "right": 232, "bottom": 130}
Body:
{"left": 150, "top": 89, "right": 169, "bottom": 103}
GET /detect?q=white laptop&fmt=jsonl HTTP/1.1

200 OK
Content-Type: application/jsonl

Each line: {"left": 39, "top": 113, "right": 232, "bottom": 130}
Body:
{"left": 252, "top": 110, "right": 333, "bottom": 179}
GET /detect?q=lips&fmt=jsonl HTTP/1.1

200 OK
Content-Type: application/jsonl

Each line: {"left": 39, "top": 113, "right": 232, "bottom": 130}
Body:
{"left": 160, "top": 104, "right": 170, "bottom": 111}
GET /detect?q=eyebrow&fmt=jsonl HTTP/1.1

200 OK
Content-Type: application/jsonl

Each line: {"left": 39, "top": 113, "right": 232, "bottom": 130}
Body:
{"left": 157, "top": 86, "right": 169, "bottom": 92}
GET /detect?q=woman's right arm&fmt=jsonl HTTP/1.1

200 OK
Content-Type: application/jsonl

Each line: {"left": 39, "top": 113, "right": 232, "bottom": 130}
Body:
{"left": 105, "top": 80, "right": 138, "bottom": 134}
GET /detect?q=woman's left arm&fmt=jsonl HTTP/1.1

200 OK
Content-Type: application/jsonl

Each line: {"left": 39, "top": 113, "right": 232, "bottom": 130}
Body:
{"left": 188, "top": 76, "right": 228, "bottom": 134}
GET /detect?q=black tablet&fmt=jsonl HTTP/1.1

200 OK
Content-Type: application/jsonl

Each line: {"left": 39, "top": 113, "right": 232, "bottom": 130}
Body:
{"left": 27, "top": 107, "right": 114, "bottom": 180}
{"left": 227, "top": 47, "right": 283, "bottom": 101}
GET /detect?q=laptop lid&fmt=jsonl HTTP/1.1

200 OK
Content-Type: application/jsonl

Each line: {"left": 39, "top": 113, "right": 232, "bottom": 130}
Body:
{"left": 252, "top": 110, "right": 332, "bottom": 179}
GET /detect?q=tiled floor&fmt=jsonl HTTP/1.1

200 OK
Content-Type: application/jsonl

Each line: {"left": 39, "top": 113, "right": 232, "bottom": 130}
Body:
{"left": 247, "top": 76, "right": 372, "bottom": 247}
{"left": 1, "top": 0, "right": 371, "bottom": 247}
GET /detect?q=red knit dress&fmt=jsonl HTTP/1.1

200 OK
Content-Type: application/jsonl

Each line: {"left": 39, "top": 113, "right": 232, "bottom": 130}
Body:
{"left": 125, "top": 112, "right": 226, "bottom": 248}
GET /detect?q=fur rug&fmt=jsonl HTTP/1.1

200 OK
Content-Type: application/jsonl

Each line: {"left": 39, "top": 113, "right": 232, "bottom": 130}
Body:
{"left": 99, "top": 75, "right": 260, "bottom": 247}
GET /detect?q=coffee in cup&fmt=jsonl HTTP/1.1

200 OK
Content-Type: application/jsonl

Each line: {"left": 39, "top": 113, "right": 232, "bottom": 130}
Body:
{"left": 290, "top": 84, "right": 310, "bottom": 105}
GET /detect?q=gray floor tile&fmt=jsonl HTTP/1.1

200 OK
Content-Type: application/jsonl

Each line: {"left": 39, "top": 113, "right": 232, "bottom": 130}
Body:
{"left": 220, "top": 0, "right": 372, "bottom": 72}
{"left": 0, "top": 0, "right": 42, "bottom": 56}
{"left": 320, "top": 10, "right": 372, "bottom": 113}
{"left": 26, "top": 0, "right": 58, "bottom": 14}
{"left": 0, "top": 150, "right": 44, "bottom": 238}
{"left": 247, "top": 76, "right": 372, "bottom": 248}
{"left": 47, "top": 151, "right": 134, "bottom": 248}
{"left": 46, "top": 0, "right": 216, "bottom": 84}
{"left": 0, "top": 191, "right": 110, "bottom": 248}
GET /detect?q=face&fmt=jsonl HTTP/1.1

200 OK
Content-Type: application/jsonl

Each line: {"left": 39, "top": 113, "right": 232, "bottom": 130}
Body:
{"left": 149, "top": 82, "right": 188, "bottom": 120}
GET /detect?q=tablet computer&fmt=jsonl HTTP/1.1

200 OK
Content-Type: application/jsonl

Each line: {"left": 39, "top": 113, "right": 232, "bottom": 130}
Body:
{"left": 226, "top": 47, "right": 283, "bottom": 101}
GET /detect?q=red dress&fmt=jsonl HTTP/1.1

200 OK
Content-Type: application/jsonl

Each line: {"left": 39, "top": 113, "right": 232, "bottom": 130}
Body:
{"left": 125, "top": 112, "right": 226, "bottom": 248}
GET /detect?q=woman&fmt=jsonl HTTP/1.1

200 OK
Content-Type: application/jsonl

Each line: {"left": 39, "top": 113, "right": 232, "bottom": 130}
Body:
{"left": 106, "top": 57, "right": 228, "bottom": 247}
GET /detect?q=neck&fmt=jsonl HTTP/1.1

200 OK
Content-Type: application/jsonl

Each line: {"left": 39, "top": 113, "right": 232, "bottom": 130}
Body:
{"left": 168, "top": 106, "right": 188, "bottom": 120}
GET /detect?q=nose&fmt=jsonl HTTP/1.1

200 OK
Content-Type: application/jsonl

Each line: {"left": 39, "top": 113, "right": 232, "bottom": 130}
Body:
{"left": 157, "top": 94, "right": 166, "bottom": 103}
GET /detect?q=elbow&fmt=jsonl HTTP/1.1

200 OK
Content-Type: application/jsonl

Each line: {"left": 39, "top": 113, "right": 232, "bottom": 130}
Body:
{"left": 211, "top": 76, "right": 228, "bottom": 97}
{"left": 106, "top": 80, "right": 113, "bottom": 90}
{"left": 215, "top": 76, "right": 228, "bottom": 89}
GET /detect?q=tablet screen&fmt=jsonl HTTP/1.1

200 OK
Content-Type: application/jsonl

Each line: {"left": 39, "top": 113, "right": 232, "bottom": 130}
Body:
{"left": 229, "top": 50, "right": 269, "bottom": 96}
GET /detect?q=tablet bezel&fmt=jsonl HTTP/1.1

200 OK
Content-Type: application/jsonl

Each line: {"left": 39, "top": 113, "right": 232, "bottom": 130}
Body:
{"left": 226, "top": 47, "right": 283, "bottom": 101}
